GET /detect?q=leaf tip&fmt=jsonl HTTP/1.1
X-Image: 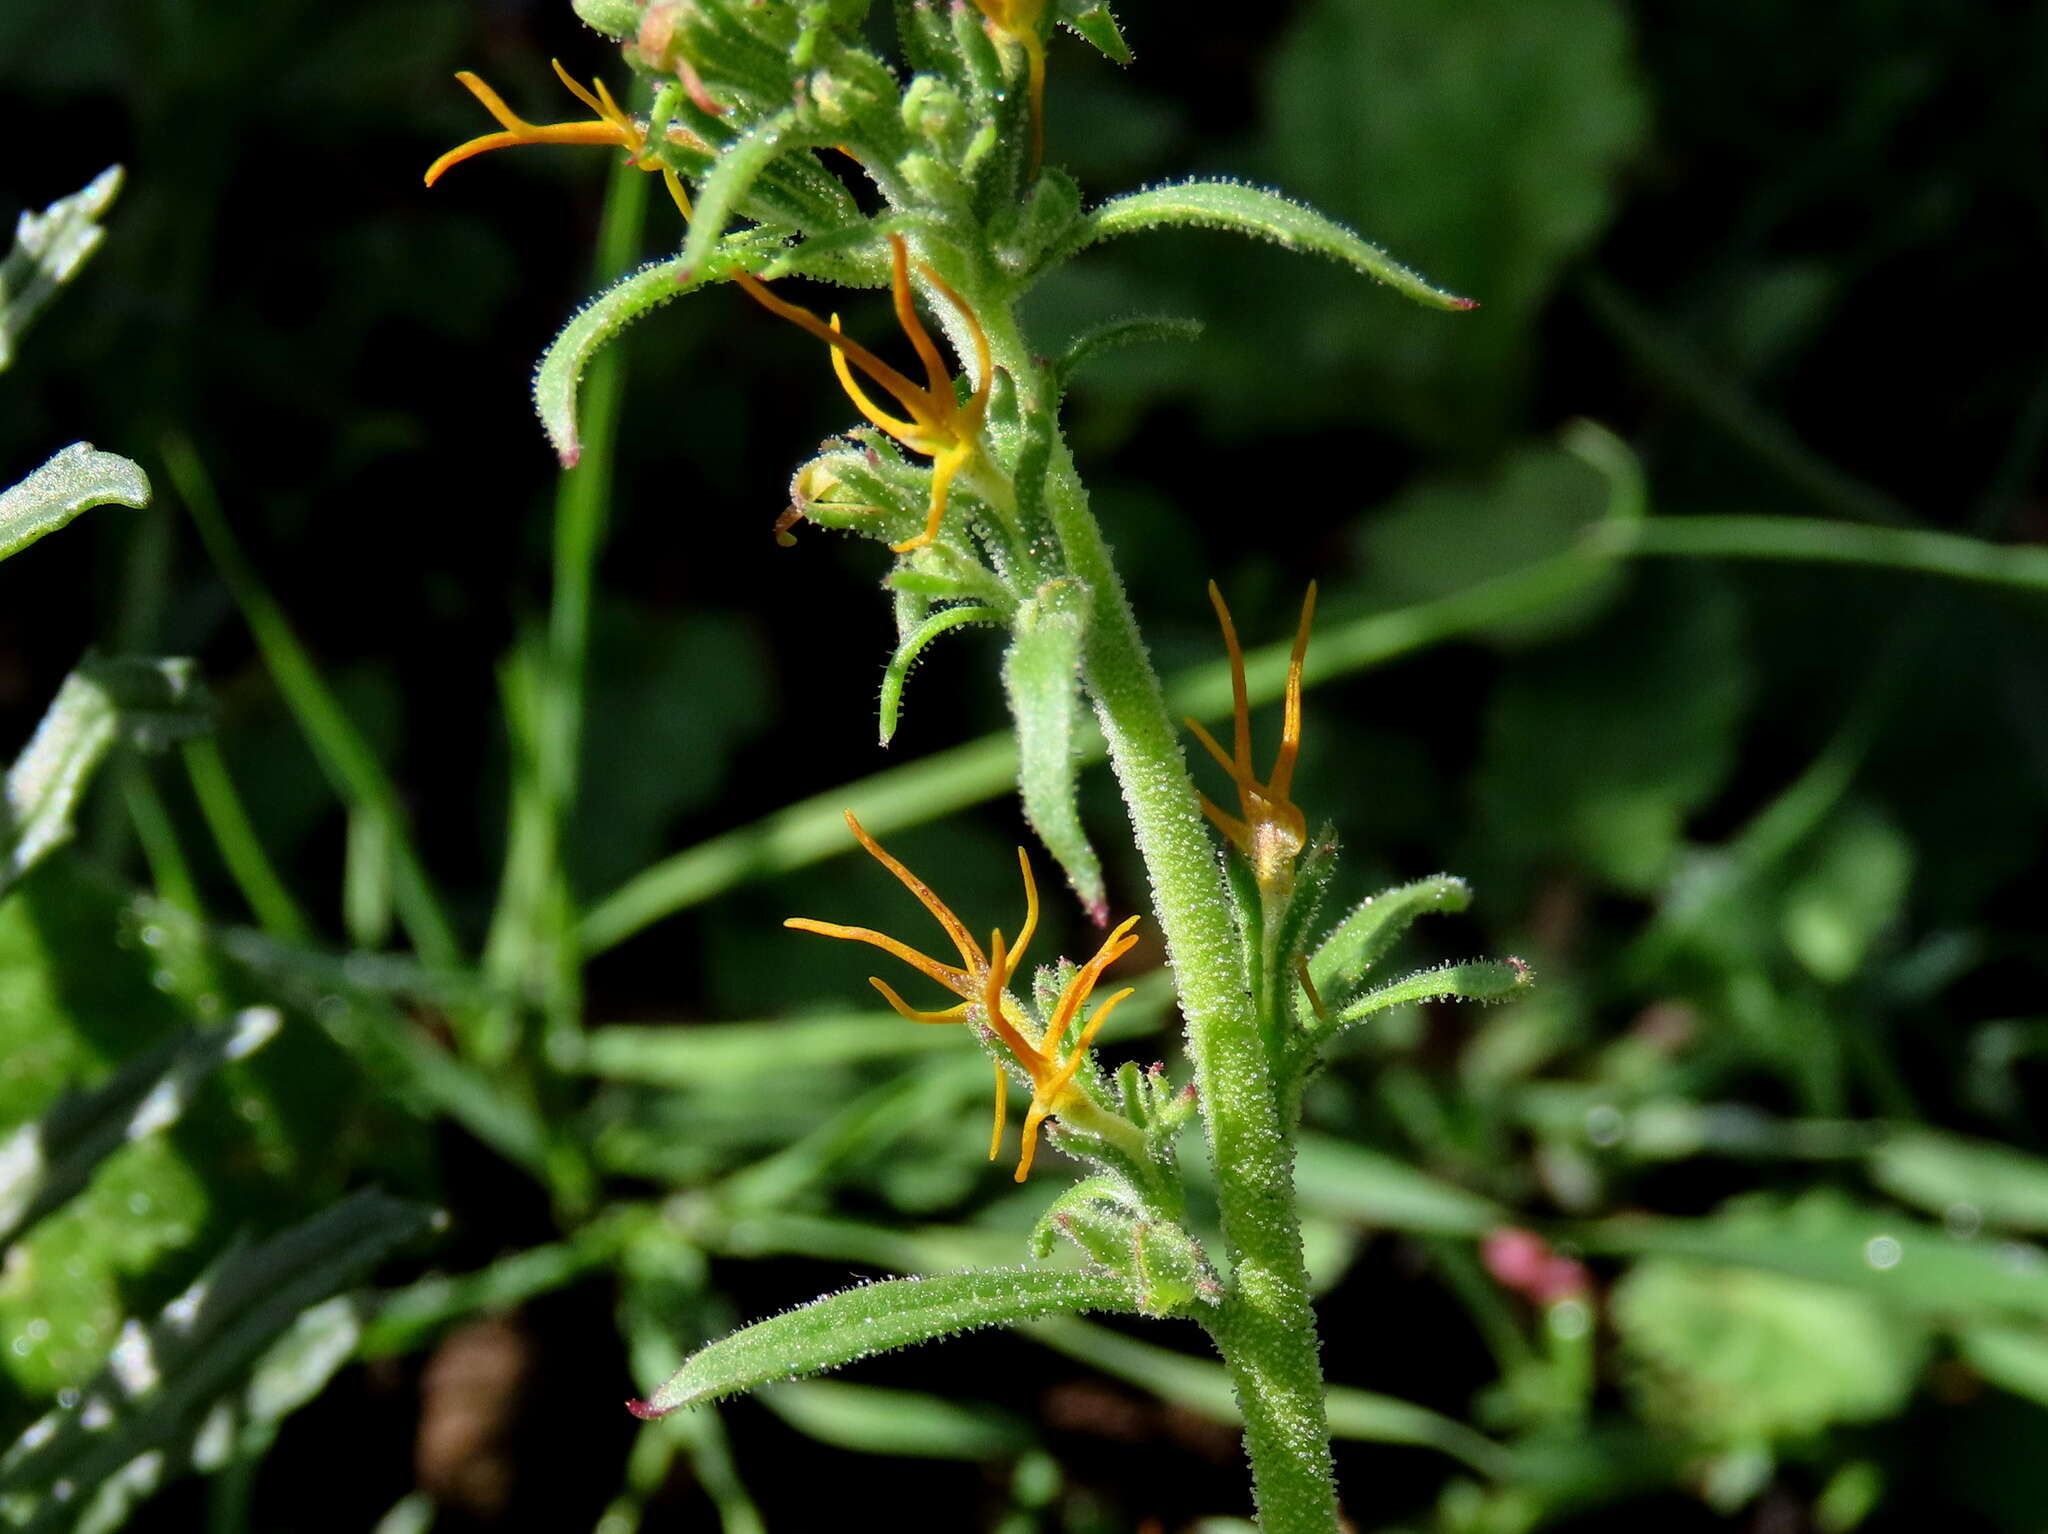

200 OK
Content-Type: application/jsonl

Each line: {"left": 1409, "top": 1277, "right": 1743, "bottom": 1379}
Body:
{"left": 1450, "top": 296, "right": 1481, "bottom": 311}
{"left": 625, "top": 1396, "right": 670, "bottom": 1420}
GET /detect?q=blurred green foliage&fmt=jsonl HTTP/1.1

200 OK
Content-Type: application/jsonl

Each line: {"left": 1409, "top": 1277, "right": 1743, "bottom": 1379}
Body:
{"left": 1, "top": 0, "right": 2045, "bottom": 1529}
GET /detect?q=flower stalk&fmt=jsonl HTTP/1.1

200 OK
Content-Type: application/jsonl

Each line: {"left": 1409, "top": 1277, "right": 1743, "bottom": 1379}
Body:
{"left": 438, "top": 10, "right": 1494, "bottom": 1527}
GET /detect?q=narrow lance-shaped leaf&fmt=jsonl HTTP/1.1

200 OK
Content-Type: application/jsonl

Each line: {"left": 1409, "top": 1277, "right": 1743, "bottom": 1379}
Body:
{"left": 1001, "top": 578, "right": 1105, "bottom": 920}
{"left": 762, "top": 1378, "right": 1030, "bottom": 1461}
{"left": 880, "top": 605, "right": 999, "bottom": 746}
{"left": 1054, "top": 315, "right": 1204, "bottom": 391}
{"left": 1055, "top": 0, "right": 1134, "bottom": 65}
{"left": 0, "top": 443, "right": 149, "bottom": 564}
{"left": 630, "top": 1268, "right": 1135, "bottom": 1418}
{"left": 0, "top": 1190, "right": 433, "bottom": 1512}
{"left": 1081, "top": 179, "right": 1476, "bottom": 311}
{"left": 676, "top": 112, "right": 811, "bottom": 284}
{"left": 1315, "top": 957, "right": 1532, "bottom": 1051}
{"left": 60, "top": 1296, "right": 367, "bottom": 1534}
{"left": 0, "top": 1007, "right": 281, "bottom": 1251}
{"left": 1869, "top": 1129, "right": 2048, "bottom": 1235}
{"left": 536, "top": 240, "right": 765, "bottom": 469}
{"left": 3, "top": 656, "right": 210, "bottom": 895}
{"left": 0, "top": 166, "right": 122, "bottom": 371}
{"left": 1308, "top": 874, "right": 1473, "bottom": 1001}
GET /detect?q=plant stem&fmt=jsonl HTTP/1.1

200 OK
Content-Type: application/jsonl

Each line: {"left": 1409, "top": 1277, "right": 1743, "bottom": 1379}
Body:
{"left": 981, "top": 302, "right": 1340, "bottom": 1530}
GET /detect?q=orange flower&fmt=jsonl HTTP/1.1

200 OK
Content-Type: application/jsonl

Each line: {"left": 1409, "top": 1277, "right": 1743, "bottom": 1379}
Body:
{"left": 787, "top": 812, "right": 1141, "bottom": 1180}
{"left": 785, "top": 810, "right": 1038, "bottom": 1023}
{"left": 425, "top": 60, "right": 694, "bottom": 222}
{"left": 1186, "top": 581, "right": 1318, "bottom": 890}
{"left": 980, "top": 919, "right": 1140, "bottom": 1180}
{"left": 733, "top": 234, "right": 992, "bottom": 553}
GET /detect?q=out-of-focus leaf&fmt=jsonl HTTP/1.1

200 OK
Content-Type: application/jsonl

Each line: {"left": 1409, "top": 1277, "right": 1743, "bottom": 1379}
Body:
{"left": 0, "top": 1190, "right": 432, "bottom": 1523}
{"left": 1352, "top": 446, "right": 1619, "bottom": 644}
{"left": 1475, "top": 575, "right": 1750, "bottom": 893}
{"left": 1871, "top": 1130, "right": 2048, "bottom": 1235}
{"left": 30, "top": 1296, "right": 364, "bottom": 1534}
{"left": 571, "top": 604, "right": 770, "bottom": 896}
{"left": 3, "top": 656, "right": 209, "bottom": 895}
{"left": 1957, "top": 1325, "right": 2048, "bottom": 1409}
{"left": 0, "top": 1008, "right": 280, "bottom": 1251}
{"left": 1002, "top": 577, "right": 1105, "bottom": 916}
{"left": 1023, "top": 1316, "right": 1514, "bottom": 1477}
{"left": 1611, "top": 1256, "right": 1927, "bottom": 1445}
{"left": 1577, "top": 1192, "right": 2048, "bottom": 1324}
{"left": 359, "top": 1211, "right": 640, "bottom": 1359}
{"left": 1780, "top": 804, "right": 1911, "bottom": 983}
{"left": 759, "top": 1378, "right": 1030, "bottom": 1460}
{"left": 0, "top": 166, "right": 121, "bottom": 371}
{"left": 1081, "top": 179, "right": 1473, "bottom": 311}
{"left": 576, "top": 1012, "right": 966, "bottom": 1085}
{"left": 0, "top": 443, "right": 148, "bottom": 564}
{"left": 1262, "top": 0, "right": 1644, "bottom": 441}
{"left": 1291, "top": 1136, "right": 1507, "bottom": 1237}
{"left": 631, "top": 1269, "right": 1135, "bottom": 1418}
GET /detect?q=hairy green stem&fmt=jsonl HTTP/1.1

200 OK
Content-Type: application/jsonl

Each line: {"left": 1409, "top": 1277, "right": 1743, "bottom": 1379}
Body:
{"left": 981, "top": 302, "right": 1340, "bottom": 1529}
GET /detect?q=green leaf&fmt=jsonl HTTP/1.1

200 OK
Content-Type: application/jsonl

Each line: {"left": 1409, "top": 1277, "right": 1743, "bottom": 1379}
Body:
{"left": 24, "top": 1295, "right": 367, "bottom": 1534}
{"left": 1081, "top": 179, "right": 1474, "bottom": 311}
{"left": 4, "top": 656, "right": 210, "bottom": 895}
{"left": 1054, "top": 315, "right": 1204, "bottom": 390}
{"left": 536, "top": 251, "right": 733, "bottom": 469}
{"left": 759, "top": 1379, "right": 1030, "bottom": 1460}
{"left": 630, "top": 1268, "right": 1135, "bottom": 1417}
{"left": 1002, "top": 578, "right": 1105, "bottom": 917}
{"left": 0, "top": 1008, "right": 280, "bottom": 1251}
{"left": 1055, "top": 0, "right": 1133, "bottom": 64}
{"left": 1957, "top": 1325, "right": 2048, "bottom": 1410}
{"left": 1780, "top": 804, "right": 1911, "bottom": 983}
{"left": 881, "top": 604, "right": 999, "bottom": 746}
{"left": 1351, "top": 445, "right": 1619, "bottom": 645}
{"left": 1023, "top": 1316, "right": 1514, "bottom": 1477}
{"left": 1575, "top": 1192, "right": 2048, "bottom": 1324}
{"left": 1291, "top": 1135, "right": 1506, "bottom": 1237}
{"left": 0, "top": 166, "right": 122, "bottom": 371}
{"left": 359, "top": 1214, "right": 638, "bottom": 1359}
{"left": 1308, "top": 874, "right": 1472, "bottom": 1001}
{"left": 0, "top": 443, "right": 149, "bottom": 564}
{"left": 1611, "top": 1256, "right": 1928, "bottom": 1446}
{"left": 575, "top": 1012, "right": 967, "bottom": 1084}
{"left": 570, "top": 0, "right": 639, "bottom": 39}
{"left": 1325, "top": 958, "right": 1532, "bottom": 1040}
{"left": 1870, "top": 1130, "right": 2048, "bottom": 1235}
{"left": 1264, "top": 0, "right": 1645, "bottom": 440}
{"left": 0, "top": 1190, "right": 432, "bottom": 1517}
{"left": 677, "top": 113, "right": 810, "bottom": 285}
